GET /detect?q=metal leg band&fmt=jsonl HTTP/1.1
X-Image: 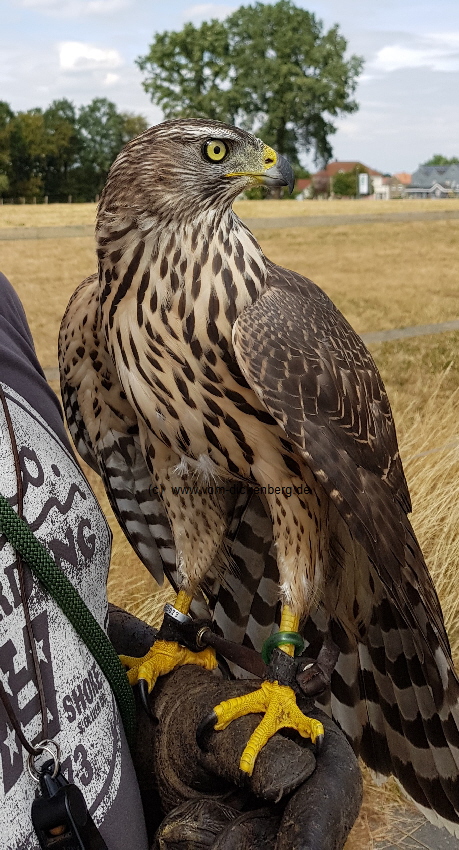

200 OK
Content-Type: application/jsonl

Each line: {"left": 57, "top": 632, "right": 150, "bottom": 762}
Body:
{"left": 163, "top": 602, "right": 192, "bottom": 625}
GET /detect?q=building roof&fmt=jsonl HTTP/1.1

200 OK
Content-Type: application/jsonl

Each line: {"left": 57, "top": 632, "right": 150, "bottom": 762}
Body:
{"left": 313, "top": 161, "right": 383, "bottom": 178}
{"left": 296, "top": 178, "right": 312, "bottom": 190}
{"left": 394, "top": 172, "right": 412, "bottom": 185}
{"left": 411, "top": 164, "right": 459, "bottom": 189}
{"left": 382, "top": 176, "right": 403, "bottom": 186}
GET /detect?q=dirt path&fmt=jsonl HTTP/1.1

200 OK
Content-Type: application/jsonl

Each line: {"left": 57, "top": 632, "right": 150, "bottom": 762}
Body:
{"left": 246, "top": 208, "right": 459, "bottom": 230}
{"left": 0, "top": 224, "right": 94, "bottom": 240}
{"left": 361, "top": 319, "right": 459, "bottom": 344}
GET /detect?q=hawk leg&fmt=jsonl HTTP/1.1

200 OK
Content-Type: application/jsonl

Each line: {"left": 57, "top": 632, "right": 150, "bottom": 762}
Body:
{"left": 119, "top": 442, "right": 225, "bottom": 698}
{"left": 120, "top": 590, "right": 217, "bottom": 692}
{"left": 204, "top": 607, "right": 325, "bottom": 775}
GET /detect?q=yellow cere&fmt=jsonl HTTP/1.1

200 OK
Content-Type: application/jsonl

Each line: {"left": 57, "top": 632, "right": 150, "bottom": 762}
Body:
{"left": 262, "top": 144, "right": 277, "bottom": 170}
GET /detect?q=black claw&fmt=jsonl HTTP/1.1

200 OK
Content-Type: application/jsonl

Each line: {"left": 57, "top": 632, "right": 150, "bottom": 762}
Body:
{"left": 196, "top": 710, "right": 218, "bottom": 752}
{"left": 216, "top": 653, "right": 231, "bottom": 680}
{"left": 315, "top": 733, "right": 324, "bottom": 754}
{"left": 138, "top": 679, "right": 153, "bottom": 718}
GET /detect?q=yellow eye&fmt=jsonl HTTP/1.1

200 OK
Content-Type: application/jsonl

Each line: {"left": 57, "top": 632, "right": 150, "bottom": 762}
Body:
{"left": 204, "top": 139, "right": 228, "bottom": 162}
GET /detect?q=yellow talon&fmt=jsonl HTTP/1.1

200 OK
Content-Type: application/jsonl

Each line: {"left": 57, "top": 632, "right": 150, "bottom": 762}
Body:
{"left": 213, "top": 681, "right": 324, "bottom": 776}
{"left": 120, "top": 640, "right": 217, "bottom": 692}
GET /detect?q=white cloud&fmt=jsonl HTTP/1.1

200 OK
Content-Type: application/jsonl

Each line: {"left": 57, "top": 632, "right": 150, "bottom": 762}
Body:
{"left": 59, "top": 41, "right": 123, "bottom": 72}
{"left": 103, "top": 72, "right": 120, "bottom": 85}
{"left": 373, "top": 32, "right": 459, "bottom": 73}
{"left": 183, "top": 3, "right": 235, "bottom": 22}
{"left": 18, "top": 0, "right": 130, "bottom": 16}
{"left": 85, "top": 0, "right": 128, "bottom": 11}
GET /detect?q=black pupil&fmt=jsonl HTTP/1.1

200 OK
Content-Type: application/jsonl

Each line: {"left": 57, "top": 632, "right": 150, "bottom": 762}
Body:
{"left": 214, "top": 145, "right": 221, "bottom": 154}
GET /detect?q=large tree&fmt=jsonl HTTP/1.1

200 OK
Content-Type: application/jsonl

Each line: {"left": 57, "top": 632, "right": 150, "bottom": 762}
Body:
{"left": 137, "top": 20, "right": 234, "bottom": 123}
{"left": 137, "top": 0, "right": 363, "bottom": 165}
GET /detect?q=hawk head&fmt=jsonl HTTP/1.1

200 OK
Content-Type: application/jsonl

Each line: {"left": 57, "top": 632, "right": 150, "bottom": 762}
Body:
{"left": 99, "top": 119, "right": 294, "bottom": 222}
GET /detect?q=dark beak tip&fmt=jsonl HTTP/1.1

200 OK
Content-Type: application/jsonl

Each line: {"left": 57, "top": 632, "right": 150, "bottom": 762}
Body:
{"left": 277, "top": 154, "right": 295, "bottom": 195}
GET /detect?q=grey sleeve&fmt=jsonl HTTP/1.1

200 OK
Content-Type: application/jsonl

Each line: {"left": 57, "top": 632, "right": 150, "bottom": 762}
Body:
{"left": 0, "top": 271, "right": 69, "bottom": 445}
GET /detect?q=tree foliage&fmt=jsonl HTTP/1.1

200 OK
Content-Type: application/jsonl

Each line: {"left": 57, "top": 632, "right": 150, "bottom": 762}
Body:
{"left": 0, "top": 98, "right": 148, "bottom": 201}
{"left": 423, "top": 154, "right": 459, "bottom": 166}
{"left": 137, "top": 0, "right": 363, "bottom": 165}
{"left": 137, "top": 20, "right": 235, "bottom": 123}
{"left": 332, "top": 166, "right": 371, "bottom": 198}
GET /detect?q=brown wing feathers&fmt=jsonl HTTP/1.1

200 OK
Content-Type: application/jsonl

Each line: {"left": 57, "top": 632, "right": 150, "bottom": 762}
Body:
{"left": 233, "top": 263, "right": 447, "bottom": 655}
{"left": 232, "top": 261, "right": 459, "bottom": 831}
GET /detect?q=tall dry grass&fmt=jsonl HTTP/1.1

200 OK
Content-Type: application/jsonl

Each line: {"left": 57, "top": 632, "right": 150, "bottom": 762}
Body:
{"left": 255, "top": 220, "right": 459, "bottom": 335}
{"left": 398, "top": 383, "right": 459, "bottom": 662}
{"left": 236, "top": 197, "right": 459, "bottom": 220}
{"left": 0, "top": 236, "right": 95, "bottom": 368}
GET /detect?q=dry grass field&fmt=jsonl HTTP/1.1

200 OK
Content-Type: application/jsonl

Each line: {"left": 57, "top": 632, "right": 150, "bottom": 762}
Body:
{"left": 2, "top": 197, "right": 459, "bottom": 229}
{"left": 1, "top": 200, "right": 459, "bottom": 847}
{"left": 237, "top": 197, "right": 459, "bottom": 219}
{"left": 0, "top": 202, "right": 98, "bottom": 228}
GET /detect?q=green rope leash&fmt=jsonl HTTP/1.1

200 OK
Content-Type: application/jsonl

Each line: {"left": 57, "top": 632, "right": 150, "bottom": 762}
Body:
{"left": 0, "top": 493, "right": 136, "bottom": 747}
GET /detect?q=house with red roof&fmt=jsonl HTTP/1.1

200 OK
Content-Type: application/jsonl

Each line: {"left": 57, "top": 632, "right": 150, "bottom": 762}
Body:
{"left": 311, "top": 161, "right": 382, "bottom": 196}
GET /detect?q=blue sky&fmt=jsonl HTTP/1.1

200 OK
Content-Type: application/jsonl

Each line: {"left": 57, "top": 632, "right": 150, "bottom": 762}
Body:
{"left": 1, "top": 0, "right": 459, "bottom": 173}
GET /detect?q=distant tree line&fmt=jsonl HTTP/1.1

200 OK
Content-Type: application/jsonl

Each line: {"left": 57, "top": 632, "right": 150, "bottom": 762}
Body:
{"left": 0, "top": 98, "right": 148, "bottom": 202}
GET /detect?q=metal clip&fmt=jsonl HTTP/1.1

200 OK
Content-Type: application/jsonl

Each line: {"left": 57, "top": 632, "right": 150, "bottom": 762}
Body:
{"left": 31, "top": 752, "right": 108, "bottom": 849}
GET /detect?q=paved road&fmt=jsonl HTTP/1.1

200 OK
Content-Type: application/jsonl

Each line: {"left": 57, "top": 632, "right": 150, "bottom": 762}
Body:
{"left": 0, "top": 224, "right": 94, "bottom": 240}
{"left": 361, "top": 319, "right": 459, "bottom": 344}
{"left": 1, "top": 208, "right": 459, "bottom": 241}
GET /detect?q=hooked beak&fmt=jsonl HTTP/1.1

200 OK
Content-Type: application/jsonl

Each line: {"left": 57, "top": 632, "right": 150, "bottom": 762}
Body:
{"left": 262, "top": 154, "right": 295, "bottom": 194}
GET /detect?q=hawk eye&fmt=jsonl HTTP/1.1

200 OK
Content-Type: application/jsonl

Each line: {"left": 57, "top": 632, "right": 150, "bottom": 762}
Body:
{"left": 203, "top": 139, "right": 228, "bottom": 163}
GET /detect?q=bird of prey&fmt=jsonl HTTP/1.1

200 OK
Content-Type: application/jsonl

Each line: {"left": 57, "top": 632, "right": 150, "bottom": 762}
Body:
{"left": 60, "top": 119, "right": 459, "bottom": 833}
